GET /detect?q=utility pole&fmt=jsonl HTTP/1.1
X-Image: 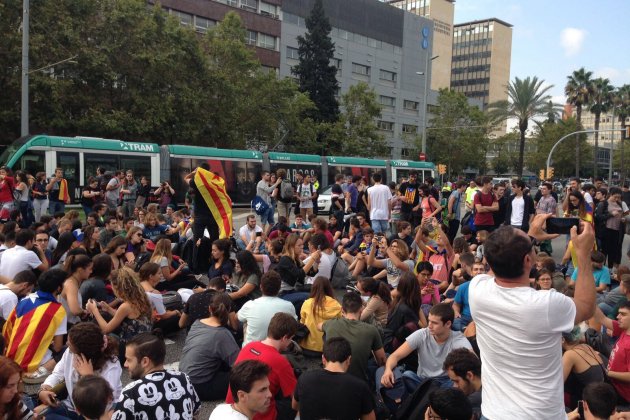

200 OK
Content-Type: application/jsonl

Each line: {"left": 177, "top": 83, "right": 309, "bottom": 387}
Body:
{"left": 21, "top": 0, "right": 30, "bottom": 137}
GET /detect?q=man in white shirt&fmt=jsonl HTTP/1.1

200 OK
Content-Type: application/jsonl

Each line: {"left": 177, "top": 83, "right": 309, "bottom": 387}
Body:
{"left": 367, "top": 173, "right": 392, "bottom": 235}
{"left": 0, "top": 230, "right": 48, "bottom": 280}
{"left": 468, "top": 214, "right": 596, "bottom": 419}
{"left": 105, "top": 171, "right": 124, "bottom": 210}
{"left": 504, "top": 179, "right": 535, "bottom": 232}
{"left": 238, "top": 271, "right": 296, "bottom": 346}
{"left": 256, "top": 172, "right": 281, "bottom": 234}
{"left": 0, "top": 270, "right": 37, "bottom": 319}
{"left": 237, "top": 215, "right": 263, "bottom": 250}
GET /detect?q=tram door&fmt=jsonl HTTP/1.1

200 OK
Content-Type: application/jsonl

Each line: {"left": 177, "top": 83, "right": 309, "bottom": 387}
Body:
{"left": 56, "top": 152, "right": 80, "bottom": 203}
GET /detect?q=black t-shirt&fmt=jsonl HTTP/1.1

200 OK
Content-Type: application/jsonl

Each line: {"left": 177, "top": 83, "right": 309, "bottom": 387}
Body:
{"left": 398, "top": 182, "right": 420, "bottom": 212}
{"left": 189, "top": 179, "right": 211, "bottom": 217}
{"left": 81, "top": 186, "right": 102, "bottom": 207}
{"left": 294, "top": 369, "right": 374, "bottom": 420}
{"left": 137, "top": 184, "right": 151, "bottom": 198}
{"left": 388, "top": 233, "right": 413, "bottom": 250}
{"left": 331, "top": 184, "right": 345, "bottom": 212}
{"left": 183, "top": 289, "right": 218, "bottom": 327}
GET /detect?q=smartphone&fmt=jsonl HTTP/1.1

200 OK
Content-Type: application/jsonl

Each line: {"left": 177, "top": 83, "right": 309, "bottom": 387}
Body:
{"left": 256, "top": 232, "right": 262, "bottom": 237}
{"left": 546, "top": 217, "right": 579, "bottom": 235}
{"left": 578, "top": 400, "right": 584, "bottom": 419}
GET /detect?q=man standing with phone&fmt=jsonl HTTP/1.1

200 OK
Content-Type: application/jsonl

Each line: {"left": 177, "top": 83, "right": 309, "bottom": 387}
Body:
{"left": 46, "top": 168, "right": 69, "bottom": 214}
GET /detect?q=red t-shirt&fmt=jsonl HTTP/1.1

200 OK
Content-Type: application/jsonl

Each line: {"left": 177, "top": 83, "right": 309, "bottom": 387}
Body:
{"left": 609, "top": 321, "right": 630, "bottom": 402}
{"left": 0, "top": 176, "right": 15, "bottom": 204}
{"left": 473, "top": 191, "right": 496, "bottom": 226}
{"left": 226, "top": 341, "right": 297, "bottom": 420}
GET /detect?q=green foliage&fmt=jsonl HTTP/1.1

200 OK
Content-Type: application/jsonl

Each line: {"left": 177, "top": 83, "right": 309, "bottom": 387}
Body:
{"left": 488, "top": 76, "right": 555, "bottom": 177}
{"left": 565, "top": 67, "right": 594, "bottom": 175}
{"left": 422, "top": 89, "right": 490, "bottom": 177}
{"left": 292, "top": 0, "right": 339, "bottom": 125}
{"left": 589, "top": 77, "right": 614, "bottom": 177}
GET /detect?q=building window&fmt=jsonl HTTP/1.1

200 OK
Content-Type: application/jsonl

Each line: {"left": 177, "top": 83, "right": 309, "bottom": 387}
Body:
{"left": 287, "top": 46, "right": 299, "bottom": 60}
{"left": 246, "top": 30, "right": 257, "bottom": 46}
{"left": 379, "top": 69, "right": 397, "bottom": 83}
{"left": 352, "top": 63, "right": 371, "bottom": 77}
{"left": 194, "top": 16, "right": 215, "bottom": 33}
{"left": 259, "top": 1, "right": 278, "bottom": 17}
{"left": 171, "top": 10, "right": 192, "bottom": 26}
{"left": 379, "top": 95, "right": 395, "bottom": 108}
{"left": 404, "top": 100, "right": 419, "bottom": 111}
{"left": 401, "top": 148, "right": 411, "bottom": 158}
{"left": 331, "top": 58, "right": 342, "bottom": 74}
{"left": 377, "top": 120, "right": 394, "bottom": 131}
{"left": 240, "top": 0, "right": 257, "bottom": 12}
{"left": 284, "top": 12, "right": 299, "bottom": 25}
{"left": 261, "top": 66, "right": 278, "bottom": 75}
{"left": 402, "top": 124, "right": 418, "bottom": 134}
{"left": 258, "top": 33, "right": 276, "bottom": 50}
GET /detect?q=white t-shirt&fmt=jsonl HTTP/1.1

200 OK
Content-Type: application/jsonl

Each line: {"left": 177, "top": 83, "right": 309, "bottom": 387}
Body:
{"left": 469, "top": 274, "right": 576, "bottom": 420}
{"left": 209, "top": 404, "right": 248, "bottom": 420}
{"left": 237, "top": 296, "right": 296, "bottom": 346}
{"left": 303, "top": 252, "right": 336, "bottom": 281}
{"left": 239, "top": 225, "right": 263, "bottom": 243}
{"left": 368, "top": 184, "right": 392, "bottom": 220}
{"left": 584, "top": 191, "right": 594, "bottom": 207}
{"left": 105, "top": 177, "right": 121, "bottom": 202}
{"left": 510, "top": 196, "right": 525, "bottom": 226}
{"left": 0, "top": 245, "right": 43, "bottom": 280}
{"left": 405, "top": 328, "right": 472, "bottom": 378}
{"left": 146, "top": 291, "right": 166, "bottom": 315}
{"left": 0, "top": 285, "right": 18, "bottom": 319}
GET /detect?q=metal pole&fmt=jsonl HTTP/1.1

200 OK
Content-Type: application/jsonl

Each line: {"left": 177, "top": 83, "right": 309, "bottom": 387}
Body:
{"left": 20, "top": 0, "right": 29, "bottom": 137}
{"left": 610, "top": 109, "right": 615, "bottom": 183}
{"left": 420, "top": 56, "right": 430, "bottom": 154}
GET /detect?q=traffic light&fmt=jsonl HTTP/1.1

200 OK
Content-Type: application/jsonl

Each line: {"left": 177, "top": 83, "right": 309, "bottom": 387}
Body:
{"left": 548, "top": 167, "right": 554, "bottom": 179}
{"left": 438, "top": 164, "right": 446, "bottom": 175}
{"left": 625, "top": 126, "right": 630, "bottom": 140}
{"left": 539, "top": 169, "right": 545, "bottom": 180}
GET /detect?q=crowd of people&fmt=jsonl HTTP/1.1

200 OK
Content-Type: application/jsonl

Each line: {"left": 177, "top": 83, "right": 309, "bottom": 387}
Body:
{"left": 1, "top": 162, "right": 630, "bottom": 419}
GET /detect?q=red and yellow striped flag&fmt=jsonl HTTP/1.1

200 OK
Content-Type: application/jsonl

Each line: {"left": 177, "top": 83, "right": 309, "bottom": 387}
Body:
{"left": 58, "top": 178, "right": 70, "bottom": 204}
{"left": 194, "top": 168, "right": 233, "bottom": 239}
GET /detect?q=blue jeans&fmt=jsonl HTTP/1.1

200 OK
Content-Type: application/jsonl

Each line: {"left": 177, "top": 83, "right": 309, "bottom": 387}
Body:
{"left": 81, "top": 204, "right": 92, "bottom": 218}
{"left": 372, "top": 219, "right": 389, "bottom": 235}
{"left": 48, "top": 200, "right": 65, "bottom": 215}
{"left": 401, "top": 371, "right": 452, "bottom": 392}
{"left": 280, "top": 290, "right": 309, "bottom": 314}
{"left": 452, "top": 314, "right": 472, "bottom": 332}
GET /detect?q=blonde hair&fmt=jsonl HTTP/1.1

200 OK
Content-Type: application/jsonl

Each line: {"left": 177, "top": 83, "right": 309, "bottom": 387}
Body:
{"left": 144, "top": 213, "right": 158, "bottom": 227}
{"left": 112, "top": 267, "right": 152, "bottom": 318}
{"left": 282, "top": 234, "right": 302, "bottom": 265}
{"left": 125, "top": 226, "right": 142, "bottom": 240}
{"left": 150, "top": 238, "right": 173, "bottom": 265}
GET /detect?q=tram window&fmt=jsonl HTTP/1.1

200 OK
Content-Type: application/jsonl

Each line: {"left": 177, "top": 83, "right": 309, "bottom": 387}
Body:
{"left": 18, "top": 151, "right": 45, "bottom": 176}
{"left": 170, "top": 158, "right": 192, "bottom": 204}
{"left": 120, "top": 156, "right": 151, "bottom": 182}
{"left": 84, "top": 154, "right": 118, "bottom": 183}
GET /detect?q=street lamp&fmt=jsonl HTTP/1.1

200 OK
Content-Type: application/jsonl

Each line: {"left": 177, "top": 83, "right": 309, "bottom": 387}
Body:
{"left": 416, "top": 55, "right": 439, "bottom": 155}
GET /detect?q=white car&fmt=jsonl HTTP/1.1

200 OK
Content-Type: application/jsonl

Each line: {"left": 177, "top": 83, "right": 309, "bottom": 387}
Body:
{"left": 317, "top": 185, "right": 334, "bottom": 215}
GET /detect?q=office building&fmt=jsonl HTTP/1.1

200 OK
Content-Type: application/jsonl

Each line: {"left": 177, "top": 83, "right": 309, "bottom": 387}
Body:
{"left": 383, "top": 0, "right": 455, "bottom": 91}
{"left": 281, "top": 0, "right": 434, "bottom": 158}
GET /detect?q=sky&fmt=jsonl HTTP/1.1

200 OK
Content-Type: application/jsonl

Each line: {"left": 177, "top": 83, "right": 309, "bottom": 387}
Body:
{"left": 454, "top": 0, "right": 630, "bottom": 106}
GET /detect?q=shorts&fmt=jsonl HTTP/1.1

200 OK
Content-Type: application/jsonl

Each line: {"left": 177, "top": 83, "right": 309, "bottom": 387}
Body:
{"left": 259, "top": 206, "right": 274, "bottom": 225}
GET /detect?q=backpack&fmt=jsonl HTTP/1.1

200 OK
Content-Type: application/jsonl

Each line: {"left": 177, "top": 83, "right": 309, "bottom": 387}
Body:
{"left": 161, "top": 291, "right": 184, "bottom": 311}
{"left": 394, "top": 378, "right": 440, "bottom": 420}
{"left": 280, "top": 180, "right": 294, "bottom": 201}
{"left": 134, "top": 252, "right": 152, "bottom": 272}
{"left": 330, "top": 257, "right": 352, "bottom": 289}
{"left": 251, "top": 195, "right": 269, "bottom": 215}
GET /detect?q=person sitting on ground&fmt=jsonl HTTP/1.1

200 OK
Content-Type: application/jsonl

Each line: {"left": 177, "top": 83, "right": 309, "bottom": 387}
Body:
{"left": 346, "top": 228, "right": 374, "bottom": 277}
{"left": 80, "top": 225, "right": 102, "bottom": 258}
{"left": 425, "top": 388, "right": 473, "bottom": 420}
{"left": 460, "top": 225, "right": 478, "bottom": 252}
{"left": 537, "top": 255, "right": 568, "bottom": 292}
{"left": 383, "top": 272, "right": 426, "bottom": 355}
{"left": 227, "top": 313, "right": 299, "bottom": 420}
{"left": 452, "top": 252, "right": 477, "bottom": 331}
{"left": 180, "top": 293, "right": 240, "bottom": 401}
{"left": 139, "top": 262, "right": 181, "bottom": 335}
{"left": 426, "top": 220, "right": 455, "bottom": 293}
{"left": 0, "top": 229, "right": 48, "bottom": 280}
{"left": 443, "top": 348, "right": 482, "bottom": 417}
{"left": 103, "top": 236, "right": 127, "bottom": 276}
{"left": 210, "top": 360, "right": 272, "bottom": 420}
{"left": 60, "top": 253, "right": 92, "bottom": 326}
{"left": 115, "top": 332, "right": 200, "bottom": 419}
{"left": 322, "top": 292, "right": 386, "bottom": 383}
{"left": 389, "top": 221, "right": 413, "bottom": 250}
{"left": 570, "top": 250, "right": 610, "bottom": 294}
{"left": 303, "top": 234, "right": 337, "bottom": 281}
{"left": 367, "top": 238, "right": 414, "bottom": 289}
{"left": 238, "top": 271, "right": 296, "bottom": 347}
{"left": 228, "top": 250, "right": 262, "bottom": 309}
{"left": 416, "top": 261, "right": 440, "bottom": 316}
{"left": 357, "top": 276, "right": 391, "bottom": 329}
{"left": 3, "top": 269, "right": 67, "bottom": 383}
{"left": 0, "top": 270, "right": 37, "bottom": 320}
{"left": 79, "top": 253, "right": 114, "bottom": 304}
{"left": 0, "top": 356, "right": 34, "bottom": 419}
{"left": 289, "top": 214, "right": 311, "bottom": 237}
{"left": 337, "top": 217, "right": 363, "bottom": 256}
{"left": 238, "top": 215, "right": 264, "bottom": 251}
{"left": 299, "top": 276, "right": 342, "bottom": 356}
{"left": 446, "top": 251, "right": 475, "bottom": 300}
{"left": 179, "top": 276, "right": 227, "bottom": 330}
{"left": 379, "top": 304, "right": 472, "bottom": 403}
{"left": 123, "top": 226, "right": 144, "bottom": 266}
{"left": 534, "top": 268, "right": 554, "bottom": 291}
{"left": 36, "top": 322, "right": 122, "bottom": 419}
{"left": 98, "top": 216, "right": 119, "bottom": 250}
{"left": 72, "top": 375, "right": 114, "bottom": 420}
{"left": 292, "top": 337, "right": 376, "bottom": 420}
{"left": 251, "top": 238, "right": 284, "bottom": 274}
{"left": 275, "top": 234, "right": 318, "bottom": 312}
{"left": 142, "top": 213, "right": 173, "bottom": 242}
{"left": 208, "top": 238, "right": 234, "bottom": 280}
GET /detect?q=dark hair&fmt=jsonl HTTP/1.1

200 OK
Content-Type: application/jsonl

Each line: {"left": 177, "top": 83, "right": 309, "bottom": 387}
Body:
{"left": 341, "top": 291, "right": 363, "bottom": 314}
{"left": 459, "top": 252, "right": 475, "bottom": 268}
{"left": 542, "top": 182, "right": 553, "bottom": 190}
{"left": 484, "top": 226, "right": 532, "bottom": 279}
{"left": 428, "top": 388, "right": 472, "bottom": 420}
{"left": 538, "top": 256, "right": 556, "bottom": 273}
{"left": 15, "top": 229, "right": 34, "bottom": 247}
{"left": 460, "top": 225, "right": 472, "bottom": 235}
{"left": 13, "top": 270, "right": 37, "bottom": 287}
{"left": 393, "top": 272, "right": 422, "bottom": 316}
{"left": 63, "top": 254, "right": 92, "bottom": 275}
{"left": 372, "top": 173, "right": 382, "bottom": 183}
{"left": 52, "top": 232, "right": 76, "bottom": 265}
{"left": 357, "top": 277, "right": 392, "bottom": 305}
{"left": 591, "top": 250, "right": 605, "bottom": 264}
{"left": 38, "top": 269, "right": 67, "bottom": 293}
{"left": 352, "top": 175, "right": 362, "bottom": 183}
{"left": 68, "top": 323, "right": 118, "bottom": 370}
{"left": 73, "top": 375, "right": 113, "bottom": 419}
{"left": 127, "top": 333, "right": 166, "bottom": 365}
{"left": 456, "top": 180, "right": 467, "bottom": 188}
{"left": 138, "top": 262, "right": 161, "bottom": 281}
{"left": 481, "top": 176, "right": 492, "bottom": 185}
{"left": 511, "top": 179, "right": 525, "bottom": 189}
{"left": 415, "top": 261, "right": 434, "bottom": 274}
{"left": 212, "top": 238, "right": 231, "bottom": 263}
{"left": 408, "top": 170, "right": 418, "bottom": 177}
{"left": 269, "top": 239, "right": 284, "bottom": 256}
{"left": 0, "top": 357, "right": 24, "bottom": 419}
{"left": 236, "top": 250, "right": 261, "bottom": 278}
{"left": 40, "top": 215, "right": 52, "bottom": 224}
{"left": 208, "top": 276, "right": 227, "bottom": 291}
{"left": 267, "top": 312, "right": 298, "bottom": 340}
{"left": 104, "top": 236, "right": 126, "bottom": 254}
{"left": 91, "top": 253, "right": 113, "bottom": 279}
{"left": 260, "top": 271, "right": 281, "bottom": 296}
{"left": 309, "top": 276, "right": 335, "bottom": 319}
{"left": 209, "top": 293, "right": 233, "bottom": 327}
{"left": 443, "top": 348, "right": 481, "bottom": 380}
{"left": 310, "top": 233, "right": 330, "bottom": 251}
{"left": 429, "top": 303, "right": 455, "bottom": 325}
{"left": 583, "top": 382, "right": 617, "bottom": 419}
{"left": 229, "top": 360, "right": 270, "bottom": 403}
{"left": 323, "top": 337, "right": 352, "bottom": 363}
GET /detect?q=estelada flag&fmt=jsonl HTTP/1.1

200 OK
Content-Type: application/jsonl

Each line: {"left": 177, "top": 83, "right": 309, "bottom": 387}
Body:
{"left": 58, "top": 178, "right": 70, "bottom": 204}
{"left": 194, "top": 168, "right": 233, "bottom": 239}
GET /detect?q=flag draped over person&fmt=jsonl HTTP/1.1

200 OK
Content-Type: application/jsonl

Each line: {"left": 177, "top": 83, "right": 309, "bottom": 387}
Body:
{"left": 193, "top": 168, "right": 233, "bottom": 239}
{"left": 58, "top": 178, "right": 71, "bottom": 203}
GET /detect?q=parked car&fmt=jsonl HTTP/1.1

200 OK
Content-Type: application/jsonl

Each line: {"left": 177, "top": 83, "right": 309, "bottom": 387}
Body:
{"left": 317, "top": 185, "right": 334, "bottom": 215}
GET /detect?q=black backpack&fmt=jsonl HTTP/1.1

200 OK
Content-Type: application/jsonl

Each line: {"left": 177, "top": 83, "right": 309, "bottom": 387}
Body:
{"left": 394, "top": 378, "right": 440, "bottom": 420}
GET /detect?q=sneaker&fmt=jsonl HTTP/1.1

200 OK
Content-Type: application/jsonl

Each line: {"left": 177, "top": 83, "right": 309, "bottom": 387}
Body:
{"left": 23, "top": 366, "right": 50, "bottom": 384}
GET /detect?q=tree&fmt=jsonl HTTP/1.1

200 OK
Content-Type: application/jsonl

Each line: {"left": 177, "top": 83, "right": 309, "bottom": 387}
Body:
{"left": 488, "top": 76, "right": 555, "bottom": 178}
{"left": 422, "top": 89, "right": 490, "bottom": 177}
{"left": 292, "top": 0, "right": 339, "bottom": 149}
{"left": 335, "top": 82, "right": 388, "bottom": 157}
{"left": 614, "top": 84, "right": 630, "bottom": 180}
{"left": 565, "top": 67, "right": 594, "bottom": 176}
{"left": 589, "top": 77, "right": 614, "bottom": 177}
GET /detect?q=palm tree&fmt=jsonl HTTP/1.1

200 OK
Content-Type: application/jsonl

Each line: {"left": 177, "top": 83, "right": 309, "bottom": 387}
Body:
{"left": 488, "top": 76, "right": 554, "bottom": 178}
{"left": 565, "top": 68, "right": 594, "bottom": 176}
{"left": 589, "top": 78, "right": 614, "bottom": 177}
{"left": 614, "top": 84, "right": 630, "bottom": 180}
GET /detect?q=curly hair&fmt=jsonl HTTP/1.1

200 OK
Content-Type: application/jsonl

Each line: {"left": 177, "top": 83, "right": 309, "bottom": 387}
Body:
{"left": 112, "top": 267, "right": 152, "bottom": 318}
{"left": 67, "top": 323, "right": 118, "bottom": 370}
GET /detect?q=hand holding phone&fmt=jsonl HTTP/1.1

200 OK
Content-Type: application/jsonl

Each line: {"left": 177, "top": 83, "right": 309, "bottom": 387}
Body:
{"left": 546, "top": 217, "right": 580, "bottom": 235}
